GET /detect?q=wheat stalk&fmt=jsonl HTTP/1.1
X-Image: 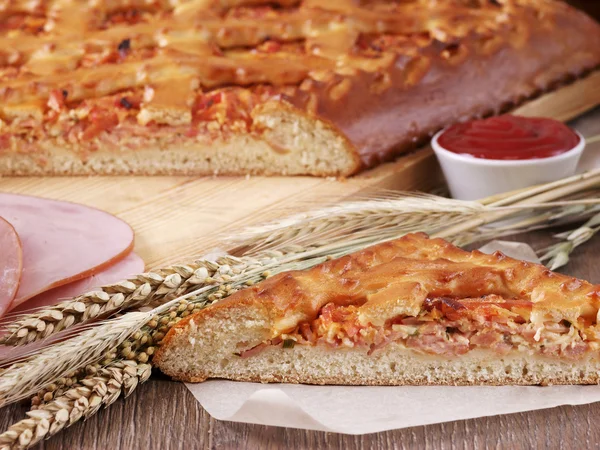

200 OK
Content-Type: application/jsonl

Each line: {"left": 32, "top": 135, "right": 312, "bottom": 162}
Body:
{"left": 0, "top": 296, "right": 211, "bottom": 449}
{"left": 0, "top": 311, "right": 151, "bottom": 407}
{"left": 449, "top": 200, "right": 600, "bottom": 248}
{"left": 433, "top": 170, "right": 600, "bottom": 240}
{"left": 0, "top": 359, "right": 151, "bottom": 450}
{"left": 0, "top": 268, "right": 279, "bottom": 448}
{"left": 226, "top": 194, "right": 487, "bottom": 253}
{"left": 0, "top": 254, "right": 258, "bottom": 346}
{"left": 538, "top": 211, "right": 600, "bottom": 270}
{"left": 0, "top": 296, "right": 209, "bottom": 449}
{"left": 480, "top": 168, "right": 600, "bottom": 207}
{"left": 228, "top": 170, "right": 600, "bottom": 255}
{"left": 0, "top": 244, "right": 343, "bottom": 407}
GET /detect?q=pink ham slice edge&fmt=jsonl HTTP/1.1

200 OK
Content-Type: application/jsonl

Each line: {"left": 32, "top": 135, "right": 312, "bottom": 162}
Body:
{"left": 0, "top": 193, "right": 135, "bottom": 310}
{"left": 0, "top": 252, "right": 145, "bottom": 360}
{"left": 0, "top": 217, "right": 22, "bottom": 317}
{"left": 9, "top": 252, "right": 145, "bottom": 314}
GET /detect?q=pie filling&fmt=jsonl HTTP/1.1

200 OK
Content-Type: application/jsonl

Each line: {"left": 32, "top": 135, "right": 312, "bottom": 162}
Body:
{"left": 239, "top": 296, "right": 598, "bottom": 360}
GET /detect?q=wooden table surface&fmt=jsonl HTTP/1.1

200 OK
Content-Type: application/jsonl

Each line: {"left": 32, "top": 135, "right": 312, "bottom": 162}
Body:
{"left": 1, "top": 108, "right": 599, "bottom": 449}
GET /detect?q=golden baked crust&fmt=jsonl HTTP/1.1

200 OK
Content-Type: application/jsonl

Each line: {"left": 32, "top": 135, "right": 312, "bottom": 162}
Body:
{"left": 1, "top": 0, "right": 599, "bottom": 176}
{"left": 154, "top": 233, "right": 600, "bottom": 385}
{"left": 170, "top": 233, "right": 600, "bottom": 336}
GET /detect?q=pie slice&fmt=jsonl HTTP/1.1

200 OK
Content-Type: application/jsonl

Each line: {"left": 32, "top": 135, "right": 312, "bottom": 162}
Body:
{"left": 154, "top": 233, "right": 600, "bottom": 385}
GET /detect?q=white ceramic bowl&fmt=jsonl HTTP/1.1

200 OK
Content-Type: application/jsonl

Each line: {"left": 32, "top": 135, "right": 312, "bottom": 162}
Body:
{"left": 431, "top": 129, "right": 585, "bottom": 200}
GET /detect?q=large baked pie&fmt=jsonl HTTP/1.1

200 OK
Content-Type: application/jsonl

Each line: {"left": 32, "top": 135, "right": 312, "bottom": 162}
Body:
{"left": 1, "top": 0, "right": 599, "bottom": 176}
{"left": 155, "top": 233, "right": 600, "bottom": 385}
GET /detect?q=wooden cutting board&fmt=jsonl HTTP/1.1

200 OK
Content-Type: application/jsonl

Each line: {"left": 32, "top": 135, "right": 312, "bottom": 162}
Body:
{"left": 1, "top": 72, "right": 599, "bottom": 270}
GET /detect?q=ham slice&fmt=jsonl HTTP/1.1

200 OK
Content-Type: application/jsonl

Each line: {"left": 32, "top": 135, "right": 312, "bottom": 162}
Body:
{"left": 0, "top": 193, "right": 134, "bottom": 310}
{"left": 0, "top": 217, "right": 22, "bottom": 317}
{"left": 9, "top": 252, "right": 145, "bottom": 314}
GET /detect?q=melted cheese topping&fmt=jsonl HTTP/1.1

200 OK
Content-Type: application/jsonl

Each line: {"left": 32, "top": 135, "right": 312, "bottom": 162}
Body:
{"left": 234, "top": 233, "right": 600, "bottom": 342}
{"left": 0, "top": 0, "right": 559, "bottom": 128}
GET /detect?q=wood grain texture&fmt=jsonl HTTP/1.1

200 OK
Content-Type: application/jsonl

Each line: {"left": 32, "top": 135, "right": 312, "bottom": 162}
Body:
{"left": 0, "top": 147, "right": 441, "bottom": 270}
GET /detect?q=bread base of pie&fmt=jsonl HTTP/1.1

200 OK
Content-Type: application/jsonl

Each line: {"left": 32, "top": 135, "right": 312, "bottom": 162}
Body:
{"left": 158, "top": 339, "right": 600, "bottom": 386}
{"left": 0, "top": 103, "right": 359, "bottom": 176}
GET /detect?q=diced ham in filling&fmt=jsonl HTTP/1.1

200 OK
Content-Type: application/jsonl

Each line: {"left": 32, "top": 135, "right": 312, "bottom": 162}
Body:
{"left": 240, "top": 296, "right": 595, "bottom": 360}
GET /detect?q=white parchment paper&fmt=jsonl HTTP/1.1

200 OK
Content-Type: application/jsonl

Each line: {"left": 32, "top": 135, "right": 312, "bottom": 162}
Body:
{"left": 185, "top": 240, "right": 600, "bottom": 434}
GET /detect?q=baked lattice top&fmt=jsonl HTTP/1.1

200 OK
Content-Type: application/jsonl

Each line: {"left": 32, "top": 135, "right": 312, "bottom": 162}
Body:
{"left": 207, "top": 233, "right": 600, "bottom": 338}
{"left": 0, "top": 0, "right": 566, "bottom": 133}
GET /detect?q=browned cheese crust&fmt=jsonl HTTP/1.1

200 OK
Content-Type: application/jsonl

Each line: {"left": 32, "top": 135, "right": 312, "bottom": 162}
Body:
{"left": 154, "top": 233, "right": 600, "bottom": 386}
{"left": 0, "top": 0, "right": 599, "bottom": 176}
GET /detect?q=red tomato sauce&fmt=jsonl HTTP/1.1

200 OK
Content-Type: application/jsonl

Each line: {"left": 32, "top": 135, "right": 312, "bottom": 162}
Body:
{"left": 437, "top": 115, "right": 580, "bottom": 160}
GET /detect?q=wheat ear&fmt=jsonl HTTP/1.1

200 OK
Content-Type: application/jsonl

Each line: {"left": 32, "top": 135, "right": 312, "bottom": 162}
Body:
{"left": 449, "top": 201, "right": 600, "bottom": 248}
{"left": 0, "top": 243, "right": 342, "bottom": 407}
{"left": 0, "top": 249, "right": 319, "bottom": 448}
{"left": 0, "top": 311, "right": 152, "bottom": 407}
{"left": 538, "top": 211, "right": 600, "bottom": 270}
{"left": 29, "top": 297, "right": 215, "bottom": 417}
{"left": 0, "top": 359, "right": 152, "bottom": 450}
{"left": 0, "top": 254, "right": 257, "bottom": 346}
{"left": 227, "top": 170, "right": 600, "bottom": 255}
{"left": 0, "top": 296, "right": 213, "bottom": 449}
{"left": 433, "top": 170, "right": 600, "bottom": 240}
{"left": 226, "top": 194, "right": 487, "bottom": 253}
{"left": 0, "top": 294, "right": 213, "bottom": 449}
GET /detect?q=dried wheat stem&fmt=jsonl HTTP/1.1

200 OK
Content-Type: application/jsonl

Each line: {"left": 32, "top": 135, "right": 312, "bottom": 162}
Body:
{"left": 451, "top": 201, "right": 600, "bottom": 248}
{"left": 484, "top": 168, "right": 600, "bottom": 207}
{"left": 0, "top": 254, "right": 257, "bottom": 346}
{"left": 538, "top": 211, "right": 600, "bottom": 270}
{"left": 29, "top": 296, "right": 219, "bottom": 410}
{"left": 227, "top": 194, "right": 487, "bottom": 253}
{"left": 476, "top": 185, "right": 535, "bottom": 206}
{"left": 0, "top": 246, "right": 321, "bottom": 407}
{"left": 0, "top": 272, "right": 253, "bottom": 448}
{"left": 0, "top": 311, "right": 152, "bottom": 407}
{"left": 0, "top": 296, "right": 213, "bottom": 448}
{"left": 0, "top": 359, "right": 151, "bottom": 450}
{"left": 434, "top": 172, "right": 600, "bottom": 239}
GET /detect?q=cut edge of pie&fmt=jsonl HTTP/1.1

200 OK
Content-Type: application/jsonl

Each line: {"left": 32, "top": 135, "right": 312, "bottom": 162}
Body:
{"left": 0, "top": 101, "right": 361, "bottom": 176}
{"left": 154, "top": 233, "right": 600, "bottom": 386}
